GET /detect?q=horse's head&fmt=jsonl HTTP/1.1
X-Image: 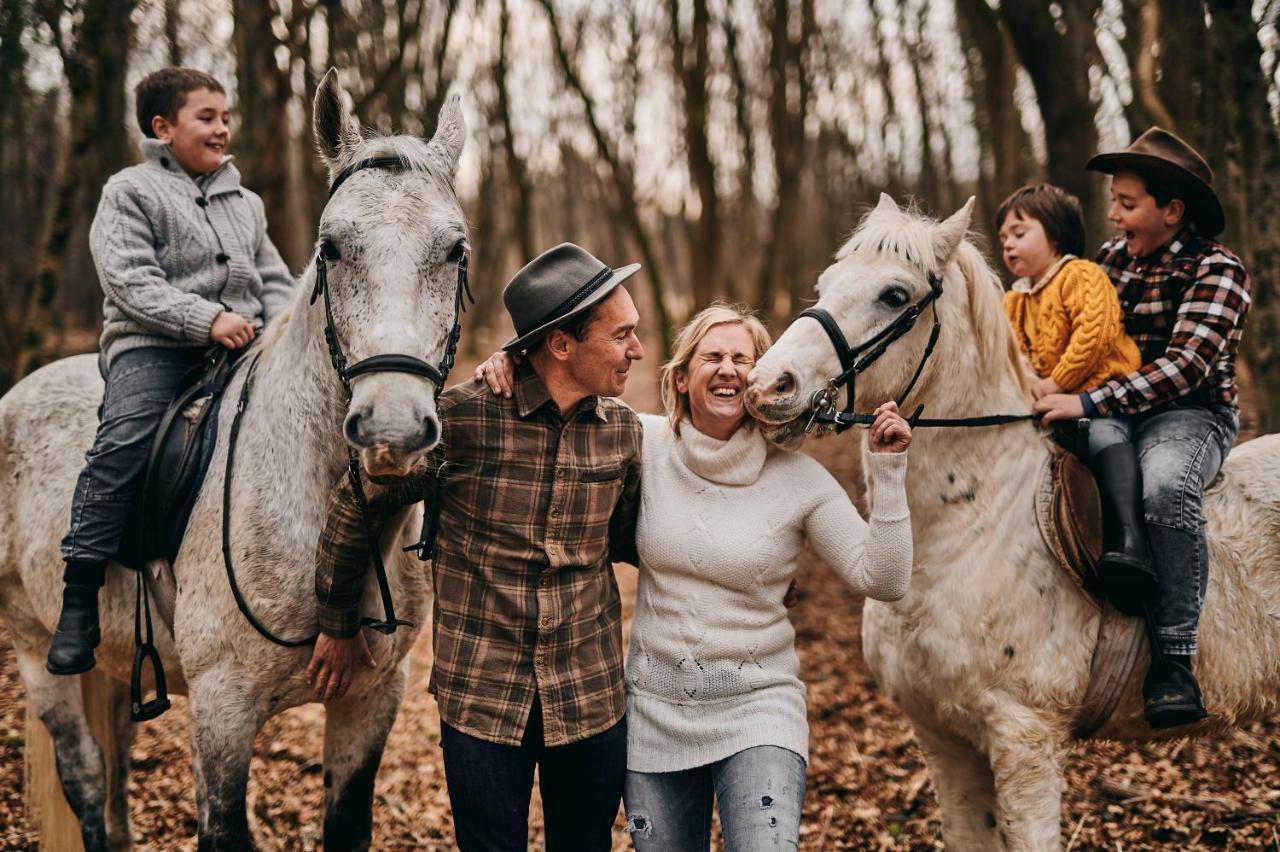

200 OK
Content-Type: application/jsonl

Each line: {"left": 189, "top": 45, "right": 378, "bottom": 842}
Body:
{"left": 746, "top": 194, "right": 1027, "bottom": 446}
{"left": 311, "top": 69, "right": 468, "bottom": 477}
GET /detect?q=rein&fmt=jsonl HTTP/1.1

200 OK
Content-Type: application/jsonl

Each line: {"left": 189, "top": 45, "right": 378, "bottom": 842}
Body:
{"left": 222, "top": 155, "right": 473, "bottom": 647}
{"left": 795, "top": 269, "right": 1037, "bottom": 432}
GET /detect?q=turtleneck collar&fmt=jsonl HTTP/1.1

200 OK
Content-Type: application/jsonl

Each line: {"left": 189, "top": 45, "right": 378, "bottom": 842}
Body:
{"left": 674, "top": 418, "right": 768, "bottom": 486}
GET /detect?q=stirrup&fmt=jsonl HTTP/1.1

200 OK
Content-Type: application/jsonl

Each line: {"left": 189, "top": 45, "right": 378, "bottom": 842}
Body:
{"left": 131, "top": 569, "right": 171, "bottom": 722}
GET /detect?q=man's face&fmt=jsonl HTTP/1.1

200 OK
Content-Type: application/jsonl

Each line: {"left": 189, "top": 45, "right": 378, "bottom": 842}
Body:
{"left": 564, "top": 287, "right": 644, "bottom": 398}
{"left": 1107, "top": 170, "right": 1184, "bottom": 259}
{"left": 153, "top": 87, "right": 230, "bottom": 177}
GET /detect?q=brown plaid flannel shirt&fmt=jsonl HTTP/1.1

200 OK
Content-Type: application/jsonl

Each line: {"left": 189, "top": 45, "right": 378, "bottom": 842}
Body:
{"left": 1086, "top": 230, "right": 1251, "bottom": 416}
{"left": 315, "top": 360, "right": 642, "bottom": 746}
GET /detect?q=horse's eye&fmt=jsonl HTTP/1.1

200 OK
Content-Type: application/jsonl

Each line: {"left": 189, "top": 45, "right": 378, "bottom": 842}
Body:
{"left": 320, "top": 239, "right": 341, "bottom": 262}
{"left": 447, "top": 238, "right": 468, "bottom": 265}
{"left": 880, "top": 285, "right": 909, "bottom": 308}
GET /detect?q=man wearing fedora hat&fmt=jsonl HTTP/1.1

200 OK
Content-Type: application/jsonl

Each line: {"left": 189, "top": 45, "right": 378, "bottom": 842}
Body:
{"left": 306, "top": 242, "right": 647, "bottom": 850}
{"left": 1035, "top": 127, "right": 1251, "bottom": 729}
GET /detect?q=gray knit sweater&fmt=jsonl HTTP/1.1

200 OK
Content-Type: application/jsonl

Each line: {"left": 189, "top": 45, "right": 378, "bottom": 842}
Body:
{"left": 89, "top": 139, "right": 295, "bottom": 369}
{"left": 626, "top": 414, "right": 912, "bottom": 773}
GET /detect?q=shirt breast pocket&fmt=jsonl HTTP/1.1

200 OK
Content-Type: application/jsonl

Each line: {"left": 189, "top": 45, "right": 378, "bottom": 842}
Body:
{"left": 572, "top": 464, "right": 627, "bottom": 560}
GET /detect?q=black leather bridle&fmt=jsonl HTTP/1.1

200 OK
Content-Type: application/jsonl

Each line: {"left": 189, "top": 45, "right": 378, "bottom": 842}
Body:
{"left": 223, "top": 155, "right": 473, "bottom": 648}
{"left": 796, "top": 269, "right": 1035, "bottom": 432}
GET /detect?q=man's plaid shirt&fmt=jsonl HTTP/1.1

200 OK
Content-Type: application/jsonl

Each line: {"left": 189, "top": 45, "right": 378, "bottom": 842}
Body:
{"left": 315, "top": 361, "right": 642, "bottom": 746}
{"left": 1086, "top": 230, "right": 1251, "bottom": 416}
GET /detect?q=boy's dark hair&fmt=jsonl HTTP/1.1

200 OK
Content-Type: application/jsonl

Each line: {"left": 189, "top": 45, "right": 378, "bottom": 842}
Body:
{"left": 135, "top": 67, "right": 225, "bottom": 138}
{"left": 994, "top": 184, "right": 1087, "bottom": 258}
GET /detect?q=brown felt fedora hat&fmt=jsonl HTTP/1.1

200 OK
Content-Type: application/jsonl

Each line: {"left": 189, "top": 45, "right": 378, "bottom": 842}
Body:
{"left": 501, "top": 243, "right": 640, "bottom": 353}
{"left": 1086, "top": 127, "right": 1225, "bottom": 237}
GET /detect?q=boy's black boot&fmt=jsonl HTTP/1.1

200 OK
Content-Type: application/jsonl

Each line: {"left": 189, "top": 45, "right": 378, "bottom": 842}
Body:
{"left": 1143, "top": 652, "right": 1207, "bottom": 728}
{"left": 47, "top": 566, "right": 104, "bottom": 676}
{"left": 1091, "top": 443, "right": 1157, "bottom": 615}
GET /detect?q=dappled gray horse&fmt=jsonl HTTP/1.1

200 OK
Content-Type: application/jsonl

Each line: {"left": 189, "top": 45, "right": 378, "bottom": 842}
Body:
{"left": 0, "top": 70, "right": 469, "bottom": 850}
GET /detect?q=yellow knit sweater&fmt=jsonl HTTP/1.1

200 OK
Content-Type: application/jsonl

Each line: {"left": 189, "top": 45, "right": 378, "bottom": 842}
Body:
{"left": 1003, "top": 258, "right": 1141, "bottom": 394}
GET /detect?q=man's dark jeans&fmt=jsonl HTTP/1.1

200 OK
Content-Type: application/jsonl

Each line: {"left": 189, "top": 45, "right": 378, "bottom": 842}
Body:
{"left": 440, "top": 695, "right": 626, "bottom": 851}
{"left": 60, "top": 346, "right": 206, "bottom": 581}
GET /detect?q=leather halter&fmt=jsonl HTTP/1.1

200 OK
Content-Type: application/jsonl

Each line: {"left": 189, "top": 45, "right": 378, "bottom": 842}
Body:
{"left": 222, "top": 155, "right": 473, "bottom": 648}
{"left": 796, "top": 269, "right": 1036, "bottom": 432}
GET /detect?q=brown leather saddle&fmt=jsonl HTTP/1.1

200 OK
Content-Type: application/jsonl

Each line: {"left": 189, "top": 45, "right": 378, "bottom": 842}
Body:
{"left": 1034, "top": 450, "right": 1147, "bottom": 736}
{"left": 116, "top": 347, "right": 237, "bottom": 570}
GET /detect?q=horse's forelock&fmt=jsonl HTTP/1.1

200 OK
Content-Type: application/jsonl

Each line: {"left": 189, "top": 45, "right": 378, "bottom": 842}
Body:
{"left": 836, "top": 201, "right": 943, "bottom": 275}
{"left": 329, "top": 134, "right": 459, "bottom": 202}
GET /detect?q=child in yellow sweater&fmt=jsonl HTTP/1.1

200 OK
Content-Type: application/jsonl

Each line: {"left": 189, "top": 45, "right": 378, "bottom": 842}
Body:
{"left": 997, "top": 184, "right": 1153, "bottom": 613}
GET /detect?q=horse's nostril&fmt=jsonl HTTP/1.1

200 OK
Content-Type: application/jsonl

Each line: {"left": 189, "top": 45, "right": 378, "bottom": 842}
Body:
{"left": 421, "top": 416, "right": 440, "bottom": 449}
{"left": 775, "top": 372, "right": 796, "bottom": 397}
{"left": 343, "top": 410, "right": 365, "bottom": 446}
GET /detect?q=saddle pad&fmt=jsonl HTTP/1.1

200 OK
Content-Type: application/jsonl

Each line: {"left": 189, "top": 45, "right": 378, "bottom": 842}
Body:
{"left": 1034, "top": 450, "right": 1147, "bottom": 737}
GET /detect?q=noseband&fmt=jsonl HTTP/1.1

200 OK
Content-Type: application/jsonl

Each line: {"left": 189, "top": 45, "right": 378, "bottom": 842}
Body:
{"left": 794, "top": 270, "right": 1037, "bottom": 432}
{"left": 223, "top": 155, "right": 474, "bottom": 647}
{"left": 796, "top": 271, "right": 942, "bottom": 433}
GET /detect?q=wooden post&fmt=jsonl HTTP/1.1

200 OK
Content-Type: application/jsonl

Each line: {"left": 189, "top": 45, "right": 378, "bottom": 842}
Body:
{"left": 24, "top": 670, "right": 120, "bottom": 851}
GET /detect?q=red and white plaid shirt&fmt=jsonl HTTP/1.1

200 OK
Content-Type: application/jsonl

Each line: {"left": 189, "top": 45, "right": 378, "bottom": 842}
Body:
{"left": 1085, "top": 230, "right": 1251, "bottom": 416}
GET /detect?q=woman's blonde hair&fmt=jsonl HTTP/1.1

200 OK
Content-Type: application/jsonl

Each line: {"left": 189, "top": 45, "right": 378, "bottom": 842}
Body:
{"left": 660, "top": 302, "right": 772, "bottom": 435}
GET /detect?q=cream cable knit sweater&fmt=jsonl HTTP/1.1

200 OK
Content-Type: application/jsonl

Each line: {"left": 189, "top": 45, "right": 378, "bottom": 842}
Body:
{"left": 626, "top": 413, "right": 912, "bottom": 773}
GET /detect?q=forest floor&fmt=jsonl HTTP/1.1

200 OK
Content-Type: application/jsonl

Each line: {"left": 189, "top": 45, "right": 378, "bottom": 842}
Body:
{"left": 2, "top": 350, "right": 1279, "bottom": 849}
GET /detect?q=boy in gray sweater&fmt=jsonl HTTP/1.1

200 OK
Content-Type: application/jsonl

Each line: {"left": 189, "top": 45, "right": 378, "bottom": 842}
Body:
{"left": 47, "top": 67, "right": 294, "bottom": 675}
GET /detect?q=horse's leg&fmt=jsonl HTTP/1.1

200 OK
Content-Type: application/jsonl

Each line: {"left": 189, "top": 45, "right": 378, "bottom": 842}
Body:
{"left": 188, "top": 670, "right": 264, "bottom": 852}
{"left": 987, "top": 714, "right": 1064, "bottom": 851}
{"left": 13, "top": 647, "right": 110, "bottom": 851}
{"left": 104, "top": 678, "right": 135, "bottom": 851}
{"left": 321, "top": 663, "right": 406, "bottom": 852}
{"left": 914, "top": 724, "right": 1002, "bottom": 851}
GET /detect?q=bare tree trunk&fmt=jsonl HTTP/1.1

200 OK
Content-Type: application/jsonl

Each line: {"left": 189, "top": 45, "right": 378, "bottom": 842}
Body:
{"left": 5, "top": 0, "right": 137, "bottom": 389}
{"left": 720, "top": 0, "right": 758, "bottom": 303}
{"left": 496, "top": 0, "right": 533, "bottom": 261}
{"left": 955, "top": 0, "right": 1030, "bottom": 239}
{"left": 756, "top": 0, "right": 814, "bottom": 324}
{"left": 1204, "top": 0, "right": 1280, "bottom": 431}
{"left": 164, "top": 0, "right": 181, "bottom": 66}
{"left": 232, "top": 0, "right": 301, "bottom": 267}
{"left": 1121, "top": 0, "right": 1175, "bottom": 132}
{"left": 536, "top": 0, "right": 674, "bottom": 354}
{"left": 999, "top": 0, "right": 1105, "bottom": 239}
{"left": 667, "top": 0, "right": 720, "bottom": 311}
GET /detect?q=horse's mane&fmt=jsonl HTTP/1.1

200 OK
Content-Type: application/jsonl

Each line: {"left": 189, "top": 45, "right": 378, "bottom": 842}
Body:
{"left": 334, "top": 133, "right": 461, "bottom": 207}
{"left": 838, "top": 199, "right": 1033, "bottom": 404}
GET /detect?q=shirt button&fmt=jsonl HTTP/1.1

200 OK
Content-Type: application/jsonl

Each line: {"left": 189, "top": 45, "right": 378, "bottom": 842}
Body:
{"left": 216, "top": 253, "right": 230, "bottom": 264}
{"left": 550, "top": 507, "right": 560, "bottom": 517}
{"left": 160, "top": 157, "right": 170, "bottom": 168}
{"left": 195, "top": 197, "right": 208, "bottom": 208}
{"left": 540, "top": 615, "right": 552, "bottom": 629}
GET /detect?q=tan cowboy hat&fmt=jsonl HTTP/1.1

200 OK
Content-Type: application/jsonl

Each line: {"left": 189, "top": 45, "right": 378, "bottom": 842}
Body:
{"left": 1086, "top": 127, "right": 1225, "bottom": 237}
{"left": 501, "top": 243, "right": 641, "bottom": 353}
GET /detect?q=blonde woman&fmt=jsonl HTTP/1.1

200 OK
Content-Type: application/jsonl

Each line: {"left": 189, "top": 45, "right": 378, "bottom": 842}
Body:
{"left": 475, "top": 303, "right": 913, "bottom": 851}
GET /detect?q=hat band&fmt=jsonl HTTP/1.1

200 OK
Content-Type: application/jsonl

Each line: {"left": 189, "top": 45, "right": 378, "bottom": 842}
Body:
{"left": 520, "top": 265, "right": 615, "bottom": 335}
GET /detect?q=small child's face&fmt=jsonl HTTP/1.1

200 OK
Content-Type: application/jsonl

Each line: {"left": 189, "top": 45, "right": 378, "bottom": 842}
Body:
{"left": 1107, "top": 170, "right": 1185, "bottom": 259}
{"left": 997, "top": 210, "right": 1059, "bottom": 281}
{"left": 152, "top": 87, "right": 230, "bottom": 178}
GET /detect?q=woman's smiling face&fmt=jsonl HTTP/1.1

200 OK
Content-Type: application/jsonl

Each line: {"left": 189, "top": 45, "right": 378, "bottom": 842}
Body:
{"left": 677, "top": 323, "right": 759, "bottom": 440}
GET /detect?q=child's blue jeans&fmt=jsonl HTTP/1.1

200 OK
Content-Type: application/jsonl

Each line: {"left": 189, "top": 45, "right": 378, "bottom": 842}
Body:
{"left": 1082, "top": 403, "right": 1238, "bottom": 656}
{"left": 60, "top": 346, "right": 208, "bottom": 583}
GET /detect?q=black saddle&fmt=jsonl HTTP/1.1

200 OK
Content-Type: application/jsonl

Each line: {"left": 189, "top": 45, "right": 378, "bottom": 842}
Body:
{"left": 116, "top": 347, "right": 238, "bottom": 571}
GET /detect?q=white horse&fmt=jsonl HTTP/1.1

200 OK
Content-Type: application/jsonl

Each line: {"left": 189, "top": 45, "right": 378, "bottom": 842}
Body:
{"left": 0, "top": 71, "right": 468, "bottom": 850}
{"left": 746, "top": 194, "right": 1280, "bottom": 850}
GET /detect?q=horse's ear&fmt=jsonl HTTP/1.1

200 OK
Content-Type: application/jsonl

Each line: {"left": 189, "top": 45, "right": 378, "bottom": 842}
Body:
{"left": 875, "top": 192, "right": 898, "bottom": 213}
{"left": 313, "top": 68, "right": 362, "bottom": 171}
{"left": 425, "top": 92, "right": 466, "bottom": 179}
{"left": 933, "top": 196, "right": 975, "bottom": 268}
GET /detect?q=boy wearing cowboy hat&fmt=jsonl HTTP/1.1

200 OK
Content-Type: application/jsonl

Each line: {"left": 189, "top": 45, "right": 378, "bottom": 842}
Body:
{"left": 307, "top": 242, "right": 646, "bottom": 851}
{"left": 1035, "top": 128, "right": 1251, "bottom": 729}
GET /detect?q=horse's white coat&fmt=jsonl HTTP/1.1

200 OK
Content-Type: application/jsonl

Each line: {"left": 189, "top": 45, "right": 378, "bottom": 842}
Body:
{"left": 747, "top": 195, "right": 1280, "bottom": 850}
{"left": 0, "top": 70, "right": 468, "bottom": 850}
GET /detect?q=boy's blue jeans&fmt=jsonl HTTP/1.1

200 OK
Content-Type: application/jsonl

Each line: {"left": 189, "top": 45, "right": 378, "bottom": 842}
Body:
{"left": 60, "top": 346, "right": 207, "bottom": 582}
{"left": 1083, "top": 403, "right": 1238, "bottom": 656}
{"left": 624, "top": 746, "right": 806, "bottom": 852}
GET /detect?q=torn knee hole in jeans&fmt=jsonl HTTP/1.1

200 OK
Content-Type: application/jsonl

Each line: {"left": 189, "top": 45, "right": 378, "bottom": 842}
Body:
{"left": 626, "top": 813, "right": 653, "bottom": 838}
{"left": 761, "top": 795, "right": 778, "bottom": 827}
